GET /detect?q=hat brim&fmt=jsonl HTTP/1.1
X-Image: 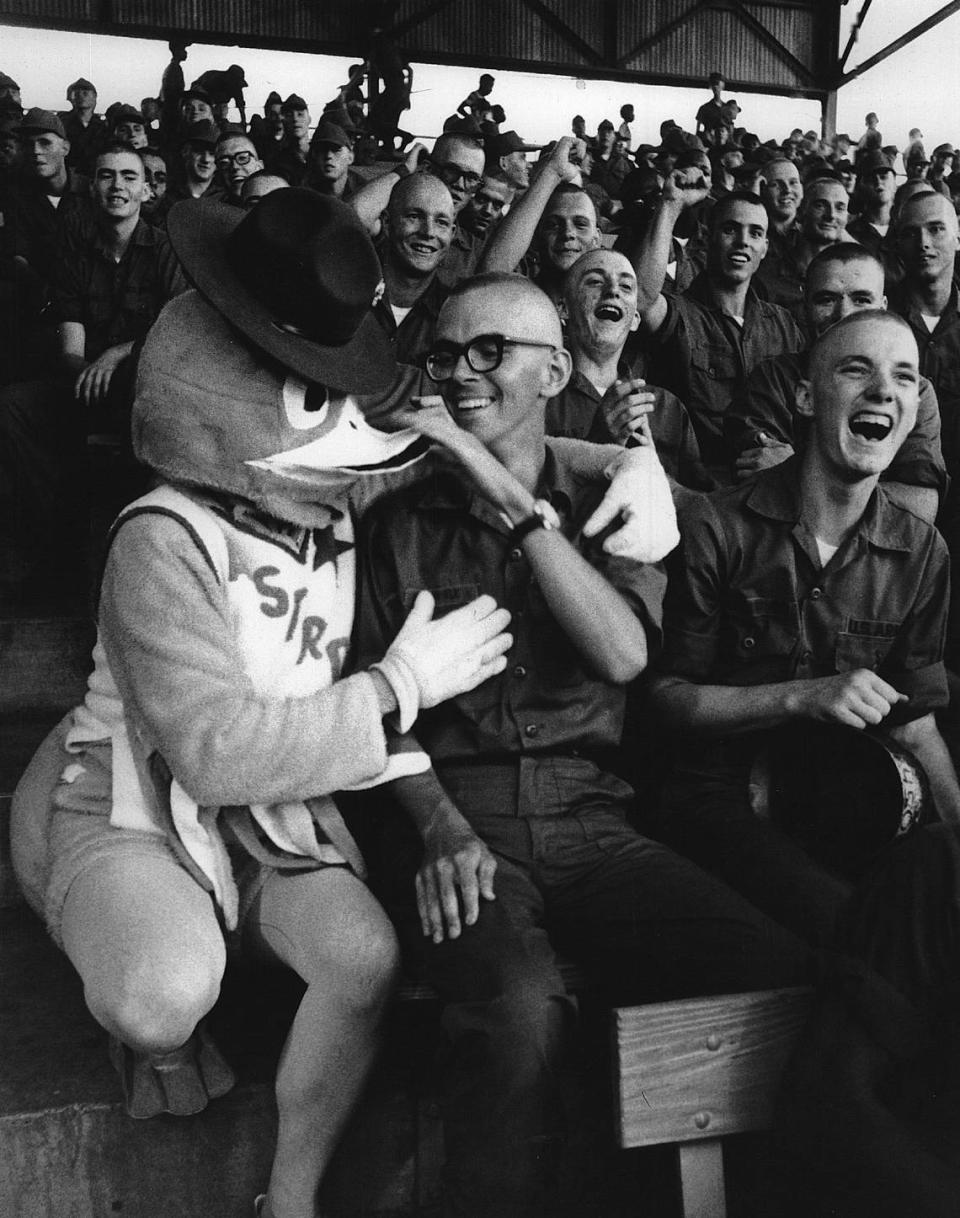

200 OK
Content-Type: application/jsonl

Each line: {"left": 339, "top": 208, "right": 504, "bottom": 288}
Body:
{"left": 166, "top": 199, "right": 397, "bottom": 394}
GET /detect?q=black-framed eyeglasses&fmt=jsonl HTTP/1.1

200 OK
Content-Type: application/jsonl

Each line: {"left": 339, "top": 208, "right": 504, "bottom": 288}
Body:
{"left": 215, "top": 150, "right": 257, "bottom": 169}
{"left": 425, "top": 334, "right": 557, "bottom": 382}
{"left": 427, "top": 160, "right": 482, "bottom": 192}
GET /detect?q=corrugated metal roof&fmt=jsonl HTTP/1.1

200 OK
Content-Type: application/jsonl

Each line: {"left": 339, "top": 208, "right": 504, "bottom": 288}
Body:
{"left": 0, "top": 0, "right": 840, "bottom": 95}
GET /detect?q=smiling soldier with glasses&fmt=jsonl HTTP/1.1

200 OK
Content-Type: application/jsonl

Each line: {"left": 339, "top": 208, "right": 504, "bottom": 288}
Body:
{"left": 214, "top": 132, "right": 263, "bottom": 204}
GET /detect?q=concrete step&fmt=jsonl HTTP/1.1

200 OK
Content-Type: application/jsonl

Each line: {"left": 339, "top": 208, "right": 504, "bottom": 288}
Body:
{"left": 0, "top": 905, "right": 443, "bottom": 1218}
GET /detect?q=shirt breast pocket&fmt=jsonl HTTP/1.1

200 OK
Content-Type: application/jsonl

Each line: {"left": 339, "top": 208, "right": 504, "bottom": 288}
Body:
{"left": 689, "top": 344, "right": 738, "bottom": 385}
{"left": 835, "top": 620, "right": 900, "bottom": 673}
{"left": 402, "top": 583, "right": 481, "bottom": 618}
{"left": 727, "top": 597, "right": 799, "bottom": 679}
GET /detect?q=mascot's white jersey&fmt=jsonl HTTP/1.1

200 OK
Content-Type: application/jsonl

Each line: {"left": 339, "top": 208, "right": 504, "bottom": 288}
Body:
{"left": 67, "top": 484, "right": 427, "bottom": 928}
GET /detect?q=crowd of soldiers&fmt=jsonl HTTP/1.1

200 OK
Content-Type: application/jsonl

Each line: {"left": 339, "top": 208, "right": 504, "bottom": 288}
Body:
{"left": 5, "top": 47, "right": 960, "bottom": 1218}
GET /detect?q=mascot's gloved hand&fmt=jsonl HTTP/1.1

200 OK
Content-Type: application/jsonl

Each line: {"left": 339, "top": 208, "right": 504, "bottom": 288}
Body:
{"left": 582, "top": 445, "right": 680, "bottom": 562}
{"left": 372, "top": 593, "right": 513, "bottom": 732}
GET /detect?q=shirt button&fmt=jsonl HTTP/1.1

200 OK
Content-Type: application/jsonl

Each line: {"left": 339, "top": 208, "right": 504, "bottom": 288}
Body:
{"left": 524, "top": 723, "right": 539, "bottom": 738}
{"left": 810, "top": 587, "right": 823, "bottom": 600}
{"left": 509, "top": 548, "right": 523, "bottom": 561}
{"left": 801, "top": 650, "right": 813, "bottom": 663}
{"left": 742, "top": 636, "right": 756, "bottom": 649}
{"left": 513, "top": 664, "right": 527, "bottom": 678}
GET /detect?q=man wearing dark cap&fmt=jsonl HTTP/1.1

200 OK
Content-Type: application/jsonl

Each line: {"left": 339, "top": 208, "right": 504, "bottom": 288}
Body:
{"left": 60, "top": 78, "right": 105, "bottom": 175}
{"left": 272, "top": 94, "right": 312, "bottom": 186}
{"left": 0, "top": 72, "right": 21, "bottom": 117}
{"left": 928, "top": 143, "right": 954, "bottom": 198}
{"left": 847, "top": 148, "right": 898, "bottom": 271}
{"left": 180, "top": 87, "right": 214, "bottom": 128}
{"left": 490, "top": 129, "right": 538, "bottom": 193}
{"left": 112, "top": 104, "right": 149, "bottom": 150}
{"left": 250, "top": 90, "right": 284, "bottom": 162}
{"left": 0, "top": 109, "right": 90, "bottom": 302}
{"left": 589, "top": 119, "right": 631, "bottom": 199}
{"left": 905, "top": 145, "right": 930, "bottom": 183}
{"left": 169, "top": 119, "right": 221, "bottom": 201}
{"left": 305, "top": 120, "right": 363, "bottom": 200}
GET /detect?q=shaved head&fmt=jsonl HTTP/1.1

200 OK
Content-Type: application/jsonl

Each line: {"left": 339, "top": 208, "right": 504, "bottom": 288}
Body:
{"left": 808, "top": 310, "right": 915, "bottom": 381}
{"left": 444, "top": 272, "right": 564, "bottom": 346}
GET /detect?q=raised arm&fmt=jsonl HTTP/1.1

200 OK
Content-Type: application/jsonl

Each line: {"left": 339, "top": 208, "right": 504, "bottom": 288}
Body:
{"left": 348, "top": 142, "right": 426, "bottom": 235}
{"left": 478, "top": 136, "right": 583, "bottom": 274}
{"left": 631, "top": 166, "right": 711, "bottom": 332}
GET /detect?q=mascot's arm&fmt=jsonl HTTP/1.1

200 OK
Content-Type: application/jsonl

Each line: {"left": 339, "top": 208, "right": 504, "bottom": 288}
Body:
{"left": 99, "top": 511, "right": 391, "bottom": 808}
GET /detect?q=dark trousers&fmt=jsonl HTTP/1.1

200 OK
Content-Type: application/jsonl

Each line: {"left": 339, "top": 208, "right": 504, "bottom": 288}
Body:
{"left": 377, "top": 756, "right": 812, "bottom": 1218}
{"left": 648, "top": 780, "right": 853, "bottom": 949}
{"left": 780, "top": 823, "right": 960, "bottom": 1217}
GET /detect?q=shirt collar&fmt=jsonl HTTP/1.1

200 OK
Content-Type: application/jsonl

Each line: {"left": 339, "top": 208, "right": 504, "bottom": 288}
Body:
{"left": 745, "top": 458, "right": 914, "bottom": 552}
{"left": 417, "top": 441, "right": 574, "bottom": 532}
{"left": 92, "top": 215, "right": 154, "bottom": 259}
{"left": 686, "top": 269, "right": 760, "bottom": 314}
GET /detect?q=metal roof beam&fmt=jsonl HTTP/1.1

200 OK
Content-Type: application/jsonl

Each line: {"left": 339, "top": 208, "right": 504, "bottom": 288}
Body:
{"left": 518, "top": 0, "right": 605, "bottom": 66}
{"left": 840, "top": 0, "right": 960, "bottom": 85}
{"left": 616, "top": 0, "right": 711, "bottom": 67}
{"left": 837, "top": 0, "right": 872, "bottom": 73}
{"left": 726, "top": 0, "right": 816, "bottom": 85}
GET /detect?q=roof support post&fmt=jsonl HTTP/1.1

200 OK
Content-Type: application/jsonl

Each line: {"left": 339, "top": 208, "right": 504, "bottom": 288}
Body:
{"left": 821, "top": 90, "right": 837, "bottom": 142}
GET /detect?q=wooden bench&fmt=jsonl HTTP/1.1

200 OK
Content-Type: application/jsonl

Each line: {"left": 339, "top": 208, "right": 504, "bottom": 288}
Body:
{"left": 612, "top": 986, "right": 815, "bottom": 1218}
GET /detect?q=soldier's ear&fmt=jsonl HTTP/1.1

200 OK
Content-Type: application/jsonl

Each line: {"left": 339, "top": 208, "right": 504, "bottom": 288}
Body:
{"left": 795, "top": 379, "right": 814, "bottom": 418}
{"left": 541, "top": 347, "right": 573, "bottom": 399}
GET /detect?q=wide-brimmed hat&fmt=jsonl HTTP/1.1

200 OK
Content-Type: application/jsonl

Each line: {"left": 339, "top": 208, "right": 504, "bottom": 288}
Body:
{"left": 166, "top": 190, "right": 395, "bottom": 392}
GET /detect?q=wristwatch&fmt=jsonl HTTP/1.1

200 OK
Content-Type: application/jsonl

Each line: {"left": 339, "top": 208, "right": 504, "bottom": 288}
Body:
{"left": 510, "top": 498, "right": 560, "bottom": 544}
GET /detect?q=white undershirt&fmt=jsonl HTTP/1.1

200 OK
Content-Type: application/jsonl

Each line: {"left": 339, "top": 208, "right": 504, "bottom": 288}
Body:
{"left": 47, "top": 194, "right": 62, "bottom": 209}
{"left": 390, "top": 304, "right": 413, "bottom": 325}
{"left": 815, "top": 536, "right": 840, "bottom": 567}
{"left": 920, "top": 312, "right": 940, "bottom": 333}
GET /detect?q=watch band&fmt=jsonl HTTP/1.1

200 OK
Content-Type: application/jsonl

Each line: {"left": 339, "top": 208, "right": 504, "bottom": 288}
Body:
{"left": 510, "top": 499, "right": 559, "bottom": 545}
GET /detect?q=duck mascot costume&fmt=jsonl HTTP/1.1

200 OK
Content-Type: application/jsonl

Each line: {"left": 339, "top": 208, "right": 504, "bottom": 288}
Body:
{"left": 11, "top": 189, "right": 678, "bottom": 1218}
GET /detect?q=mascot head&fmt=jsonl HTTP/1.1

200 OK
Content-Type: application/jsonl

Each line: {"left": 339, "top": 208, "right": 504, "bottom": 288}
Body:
{"left": 135, "top": 190, "right": 427, "bottom": 519}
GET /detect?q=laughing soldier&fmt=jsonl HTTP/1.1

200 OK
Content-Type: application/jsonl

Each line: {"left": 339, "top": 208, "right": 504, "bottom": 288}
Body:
{"left": 648, "top": 311, "right": 960, "bottom": 947}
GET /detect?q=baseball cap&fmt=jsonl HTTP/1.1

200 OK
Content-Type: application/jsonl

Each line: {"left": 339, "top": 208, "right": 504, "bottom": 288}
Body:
{"left": 310, "top": 120, "right": 352, "bottom": 149}
{"left": 183, "top": 119, "right": 221, "bottom": 147}
{"left": 16, "top": 108, "right": 66, "bottom": 139}
{"left": 490, "top": 130, "right": 542, "bottom": 157}
{"left": 113, "top": 104, "right": 145, "bottom": 126}
{"left": 858, "top": 148, "right": 896, "bottom": 174}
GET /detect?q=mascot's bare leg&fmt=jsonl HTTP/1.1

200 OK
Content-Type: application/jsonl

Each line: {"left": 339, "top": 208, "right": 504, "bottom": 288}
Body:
{"left": 247, "top": 869, "right": 400, "bottom": 1217}
{"left": 61, "top": 856, "right": 224, "bottom": 1051}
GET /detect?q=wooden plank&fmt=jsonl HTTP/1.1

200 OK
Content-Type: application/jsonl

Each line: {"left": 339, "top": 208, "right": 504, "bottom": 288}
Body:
{"left": 612, "top": 987, "right": 814, "bottom": 1149}
{"left": 677, "top": 1140, "right": 726, "bottom": 1218}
